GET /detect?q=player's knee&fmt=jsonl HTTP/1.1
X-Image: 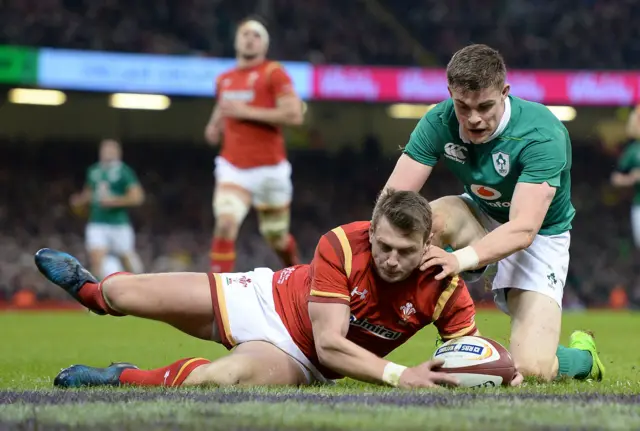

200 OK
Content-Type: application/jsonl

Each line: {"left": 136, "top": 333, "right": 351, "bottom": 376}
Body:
{"left": 258, "top": 212, "right": 290, "bottom": 246}
{"left": 100, "top": 274, "right": 140, "bottom": 309}
{"left": 429, "top": 196, "right": 459, "bottom": 244}
{"left": 213, "top": 191, "right": 250, "bottom": 238}
{"left": 213, "top": 215, "right": 241, "bottom": 240}
{"left": 514, "top": 357, "right": 556, "bottom": 382}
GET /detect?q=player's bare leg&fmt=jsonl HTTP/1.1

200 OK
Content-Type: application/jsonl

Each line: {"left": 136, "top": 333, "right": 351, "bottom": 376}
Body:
{"left": 429, "top": 196, "right": 487, "bottom": 249}
{"left": 100, "top": 272, "right": 219, "bottom": 340}
{"left": 183, "top": 341, "right": 308, "bottom": 386}
{"left": 257, "top": 206, "right": 299, "bottom": 267}
{"left": 54, "top": 341, "right": 309, "bottom": 388}
{"left": 211, "top": 184, "right": 251, "bottom": 272}
{"left": 507, "top": 289, "right": 604, "bottom": 382}
{"left": 87, "top": 248, "right": 108, "bottom": 280}
{"left": 34, "top": 248, "right": 219, "bottom": 341}
{"left": 507, "top": 290, "right": 561, "bottom": 381}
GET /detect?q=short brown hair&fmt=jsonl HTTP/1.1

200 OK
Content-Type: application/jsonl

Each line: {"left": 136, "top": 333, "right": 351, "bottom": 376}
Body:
{"left": 371, "top": 189, "right": 432, "bottom": 242}
{"left": 446, "top": 44, "right": 506, "bottom": 92}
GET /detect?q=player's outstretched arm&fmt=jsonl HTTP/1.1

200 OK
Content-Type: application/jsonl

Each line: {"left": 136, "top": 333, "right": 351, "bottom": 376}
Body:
{"left": 460, "top": 182, "right": 556, "bottom": 271}
{"left": 384, "top": 154, "right": 434, "bottom": 193}
{"left": 309, "top": 302, "right": 459, "bottom": 389}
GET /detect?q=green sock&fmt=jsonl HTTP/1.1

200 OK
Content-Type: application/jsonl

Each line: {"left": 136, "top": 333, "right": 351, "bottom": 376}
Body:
{"left": 556, "top": 345, "right": 593, "bottom": 380}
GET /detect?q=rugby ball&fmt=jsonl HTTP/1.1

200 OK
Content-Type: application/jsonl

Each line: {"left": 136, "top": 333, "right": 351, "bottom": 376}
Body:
{"left": 432, "top": 336, "right": 516, "bottom": 388}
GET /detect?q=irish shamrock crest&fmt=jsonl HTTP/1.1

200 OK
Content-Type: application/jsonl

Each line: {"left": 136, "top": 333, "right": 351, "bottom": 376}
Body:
{"left": 492, "top": 152, "right": 510, "bottom": 177}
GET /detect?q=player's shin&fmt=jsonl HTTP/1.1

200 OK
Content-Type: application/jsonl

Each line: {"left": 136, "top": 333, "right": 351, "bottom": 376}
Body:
{"left": 555, "top": 345, "right": 592, "bottom": 380}
{"left": 77, "top": 272, "right": 129, "bottom": 316}
{"left": 119, "top": 358, "right": 211, "bottom": 386}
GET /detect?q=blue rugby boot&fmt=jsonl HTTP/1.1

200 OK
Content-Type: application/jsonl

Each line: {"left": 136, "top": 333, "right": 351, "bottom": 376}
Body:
{"left": 34, "top": 248, "right": 106, "bottom": 315}
{"left": 54, "top": 363, "right": 139, "bottom": 388}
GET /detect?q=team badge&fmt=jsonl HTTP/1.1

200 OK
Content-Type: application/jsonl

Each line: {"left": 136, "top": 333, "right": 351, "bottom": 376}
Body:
{"left": 492, "top": 152, "right": 510, "bottom": 177}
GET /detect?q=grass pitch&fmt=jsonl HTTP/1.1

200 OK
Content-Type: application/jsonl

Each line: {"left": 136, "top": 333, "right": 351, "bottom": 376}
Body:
{"left": 1, "top": 310, "right": 639, "bottom": 430}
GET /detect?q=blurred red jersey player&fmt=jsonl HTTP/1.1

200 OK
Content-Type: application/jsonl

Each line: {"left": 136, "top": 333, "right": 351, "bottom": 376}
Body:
{"left": 204, "top": 16, "right": 304, "bottom": 272}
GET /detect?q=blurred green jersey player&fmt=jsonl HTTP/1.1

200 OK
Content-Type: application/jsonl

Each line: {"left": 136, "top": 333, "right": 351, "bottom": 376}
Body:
{"left": 384, "top": 44, "right": 604, "bottom": 384}
{"left": 611, "top": 107, "right": 640, "bottom": 248}
{"left": 70, "top": 139, "right": 145, "bottom": 279}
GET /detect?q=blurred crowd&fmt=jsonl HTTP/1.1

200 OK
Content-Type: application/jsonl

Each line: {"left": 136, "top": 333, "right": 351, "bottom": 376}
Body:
{"left": 2, "top": 0, "right": 639, "bottom": 68}
{"left": 1, "top": 138, "right": 640, "bottom": 309}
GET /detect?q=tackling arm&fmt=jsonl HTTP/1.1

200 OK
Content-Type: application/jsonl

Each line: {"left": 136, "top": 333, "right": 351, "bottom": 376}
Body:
{"left": 384, "top": 154, "right": 434, "bottom": 192}
{"left": 455, "top": 182, "right": 555, "bottom": 270}
{"left": 309, "top": 302, "right": 407, "bottom": 386}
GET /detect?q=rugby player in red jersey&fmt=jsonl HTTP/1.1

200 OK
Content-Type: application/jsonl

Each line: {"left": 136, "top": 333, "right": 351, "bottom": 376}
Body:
{"left": 205, "top": 16, "right": 303, "bottom": 273}
{"left": 36, "top": 190, "right": 516, "bottom": 389}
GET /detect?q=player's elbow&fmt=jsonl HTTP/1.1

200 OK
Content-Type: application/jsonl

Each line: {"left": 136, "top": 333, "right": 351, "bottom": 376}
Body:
{"left": 130, "top": 189, "right": 145, "bottom": 206}
{"left": 314, "top": 333, "right": 342, "bottom": 367}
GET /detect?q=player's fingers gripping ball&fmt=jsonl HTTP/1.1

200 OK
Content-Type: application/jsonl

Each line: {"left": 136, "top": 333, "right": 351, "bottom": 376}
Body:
{"left": 431, "top": 336, "right": 517, "bottom": 388}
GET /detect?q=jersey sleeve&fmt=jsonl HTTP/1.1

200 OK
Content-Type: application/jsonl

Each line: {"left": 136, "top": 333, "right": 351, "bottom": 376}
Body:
{"left": 616, "top": 143, "right": 640, "bottom": 173}
{"left": 432, "top": 276, "right": 477, "bottom": 340}
{"left": 268, "top": 63, "right": 295, "bottom": 99}
{"left": 402, "top": 111, "right": 442, "bottom": 167}
{"left": 517, "top": 137, "right": 568, "bottom": 188}
{"left": 307, "top": 230, "right": 351, "bottom": 305}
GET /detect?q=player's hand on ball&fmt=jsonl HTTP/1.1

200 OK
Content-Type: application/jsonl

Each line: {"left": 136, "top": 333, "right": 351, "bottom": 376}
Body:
{"left": 398, "top": 359, "right": 460, "bottom": 389}
{"left": 420, "top": 245, "right": 460, "bottom": 280}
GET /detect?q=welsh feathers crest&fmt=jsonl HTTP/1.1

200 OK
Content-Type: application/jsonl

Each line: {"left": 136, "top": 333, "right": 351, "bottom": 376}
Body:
{"left": 492, "top": 152, "right": 510, "bottom": 177}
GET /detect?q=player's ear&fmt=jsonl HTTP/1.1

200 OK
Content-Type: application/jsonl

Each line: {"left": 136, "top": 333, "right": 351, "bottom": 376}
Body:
{"left": 368, "top": 224, "right": 374, "bottom": 244}
{"left": 447, "top": 86, "right": 453, "bottom": 98}
{"left": 501, "top": 84, "right": 510, "bottom": 100}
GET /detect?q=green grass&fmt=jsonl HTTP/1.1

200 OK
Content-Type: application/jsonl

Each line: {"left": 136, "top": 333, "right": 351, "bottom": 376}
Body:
{"left": 1, "top": 310, "right": 640, "bottom": 430}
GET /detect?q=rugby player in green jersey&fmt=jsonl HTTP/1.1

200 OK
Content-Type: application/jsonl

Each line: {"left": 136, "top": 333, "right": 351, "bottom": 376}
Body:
{"left": 385, "top": 44, "right": 604, "bottom": 384}
{"left": 611, "top": 106, "right": 640, "bottom": 248}
{"left": 70, "top": 139, "right": 145, "bottom": 279}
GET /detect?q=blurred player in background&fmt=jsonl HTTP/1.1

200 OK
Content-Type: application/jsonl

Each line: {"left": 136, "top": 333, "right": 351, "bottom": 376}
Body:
{"left": 610, "top": 106, "right": 640, "bottom": 248}
{"left": 36, "top": 190, "right": 503, "bottom": 389}
{"left": 204, "top": 16, "right": 304, "bottom": 272}
{"left": 385, "top": 44, "right": 604, "bottom": 384}
{"left": 70, "top": 139, "right": 145, "bottom": 280}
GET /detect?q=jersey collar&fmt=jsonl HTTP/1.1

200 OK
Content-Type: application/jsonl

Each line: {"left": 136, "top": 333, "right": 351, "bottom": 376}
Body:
{"left": 459, "top": 96, "right": 511, "bottom": 144}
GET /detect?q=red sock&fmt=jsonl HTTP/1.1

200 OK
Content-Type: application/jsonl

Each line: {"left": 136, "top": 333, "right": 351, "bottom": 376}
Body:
{"left": 77, "top": 272, "right": 129, "bottom": 316}
{"left": 275, "top": 234, "right": 300, "bottom": 267}
{"left": 210, "top": 237, "right": 235, "bottom": 273}
{"left": 119, "top": 357, "right": 211, "bottom": 387}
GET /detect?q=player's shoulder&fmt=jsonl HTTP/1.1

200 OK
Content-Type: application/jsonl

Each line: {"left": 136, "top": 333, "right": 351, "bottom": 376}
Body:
{"left": 324, "top": 221, "right": 371, "bottom": 253}
{"left": 508, "top": 96, "right": 568, "bottom": 142}
{"left": 414, "top": 271, "right": 465, "bottom": 307}
{"left": 423, "top": 98, "right": 456, "bottom": 127}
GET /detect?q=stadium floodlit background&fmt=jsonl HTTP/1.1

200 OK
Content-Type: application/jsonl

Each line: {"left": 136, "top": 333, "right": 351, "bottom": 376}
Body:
{"left": 3, "top": 1, "right": 640, "bottom": 430}
{"left": 1, "top": 0, "right": 639, "bottom": 310}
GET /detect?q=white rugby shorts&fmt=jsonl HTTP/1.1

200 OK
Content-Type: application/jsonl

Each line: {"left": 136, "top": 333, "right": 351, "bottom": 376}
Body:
{"left": 85, "top": 223, "right": 136, "bottom": 255}
{"left": 459, "top": 194, "right": 570, "bottom": 314}
{"left": 207, "top": 267, "right": 329, "bottom": 384}
{"left": 214, "top": 156, "right": 293, "bottom": 208}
